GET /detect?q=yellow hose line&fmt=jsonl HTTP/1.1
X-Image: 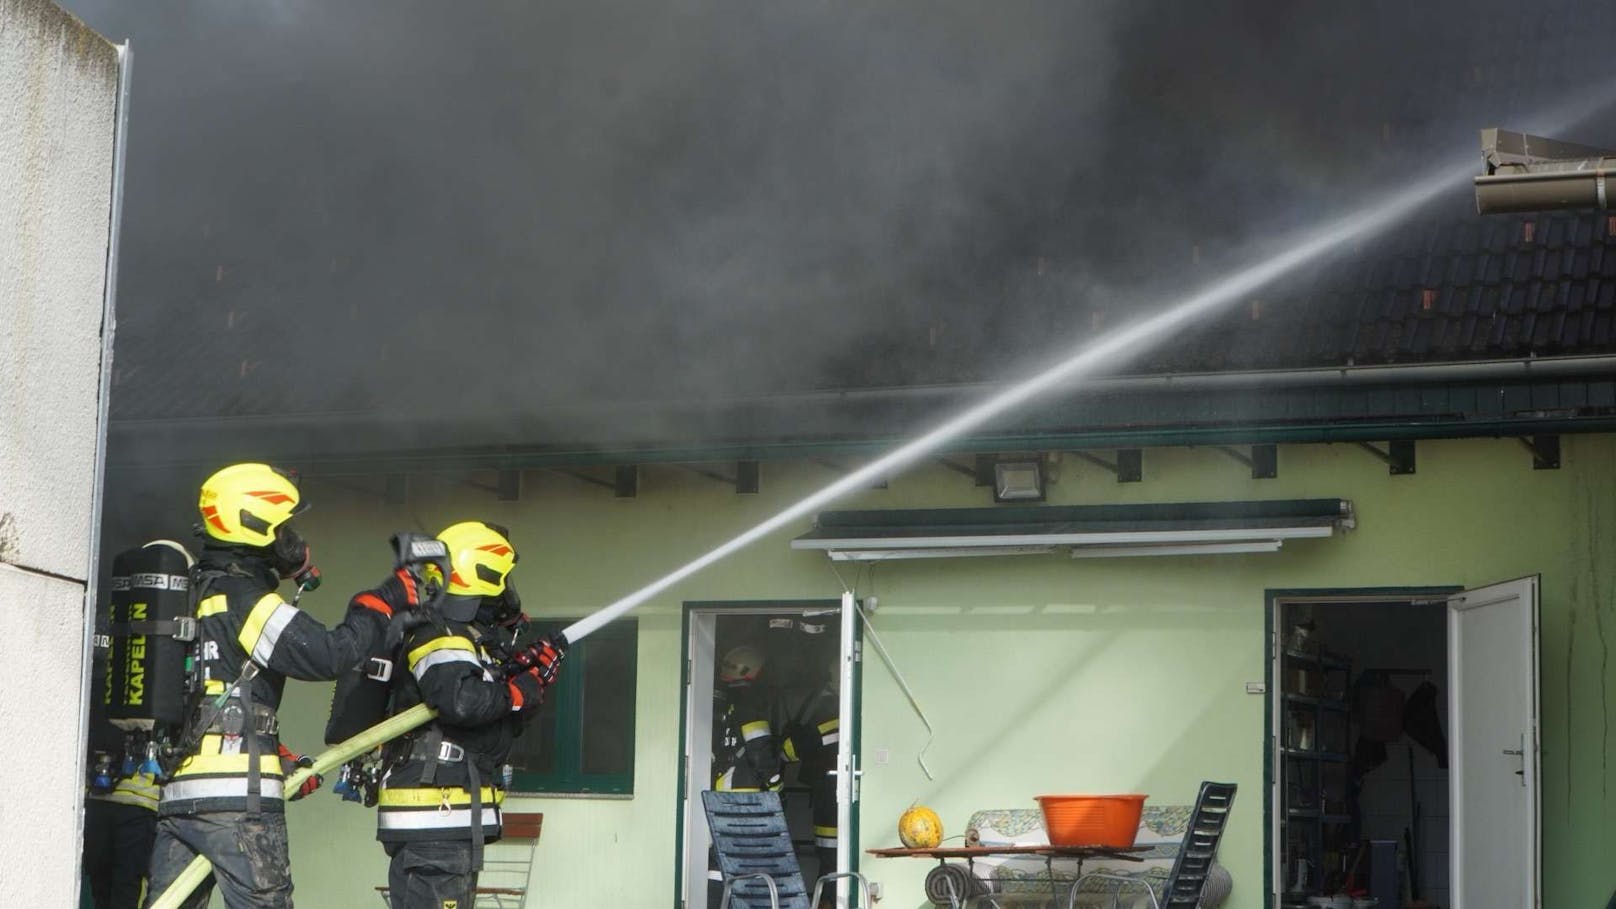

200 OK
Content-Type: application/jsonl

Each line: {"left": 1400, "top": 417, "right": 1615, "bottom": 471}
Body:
{"left": 146, "top": 703, "right": 439, "bottom": 909}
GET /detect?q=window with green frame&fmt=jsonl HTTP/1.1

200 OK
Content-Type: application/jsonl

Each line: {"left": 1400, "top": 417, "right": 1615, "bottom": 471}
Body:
{"left": 506, "top": 618, "right": 638, "bottom": 795}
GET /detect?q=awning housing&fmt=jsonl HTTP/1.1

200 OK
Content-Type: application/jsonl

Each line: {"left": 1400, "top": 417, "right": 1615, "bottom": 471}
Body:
{"left": 791, "top": 499, "right": 1353, "bottom": 561}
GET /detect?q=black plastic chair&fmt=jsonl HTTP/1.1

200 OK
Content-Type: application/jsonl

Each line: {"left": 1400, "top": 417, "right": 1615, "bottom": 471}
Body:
{"left": 702, "top": 790, "right": 872, "bottom": 909}
{"left": 1067, "top": 782, "right": 1237, "bottom": 909}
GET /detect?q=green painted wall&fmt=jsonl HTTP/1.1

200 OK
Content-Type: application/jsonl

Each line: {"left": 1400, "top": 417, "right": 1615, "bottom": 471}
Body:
{"left": 259, "top": 434, "right": 1616, "bottom": 908}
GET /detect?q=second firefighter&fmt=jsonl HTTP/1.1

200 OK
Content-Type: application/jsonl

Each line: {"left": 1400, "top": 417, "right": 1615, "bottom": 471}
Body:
{"left": 375, "top": 521, "right": 564, "bottom": 909}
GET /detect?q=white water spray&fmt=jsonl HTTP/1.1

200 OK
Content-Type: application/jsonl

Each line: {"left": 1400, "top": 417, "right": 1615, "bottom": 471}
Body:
{"left": 562, "top": 162, "right": 1479, "bottom": 641}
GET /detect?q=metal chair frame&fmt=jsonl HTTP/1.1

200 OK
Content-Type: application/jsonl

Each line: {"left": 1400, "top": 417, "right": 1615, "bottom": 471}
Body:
{"left": 375, "top": 811, "right": 543, "bottom": 909}
{"left": 703, "top": 790, "right": 873, "bottom": 909}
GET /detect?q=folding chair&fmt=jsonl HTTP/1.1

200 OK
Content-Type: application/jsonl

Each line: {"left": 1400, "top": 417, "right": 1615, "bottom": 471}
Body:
{"left": 476, "top": 812, "right": 543, "bottom": 908}
{"left": 375, "top": 812, "right": 543, "bottom": 909}
{"left": 703, "top": 790, "right": 872, "bottom": 909}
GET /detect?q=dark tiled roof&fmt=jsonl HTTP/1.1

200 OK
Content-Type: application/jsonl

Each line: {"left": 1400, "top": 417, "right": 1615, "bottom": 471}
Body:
{"left": 1151, "top": 207, "right": 1616, "bottom": 374}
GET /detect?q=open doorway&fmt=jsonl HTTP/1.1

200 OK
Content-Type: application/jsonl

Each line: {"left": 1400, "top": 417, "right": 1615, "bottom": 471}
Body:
{"left": 1270, "top": 591, "right": 1455, "bottom": 909}
{"left": 677, "top": 600, "right": 860, "bottom": 909}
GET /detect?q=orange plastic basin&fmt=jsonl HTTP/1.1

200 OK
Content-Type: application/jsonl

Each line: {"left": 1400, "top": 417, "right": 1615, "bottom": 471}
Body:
{"left": 1035, "top": 794, "right": 1147, "bottom": 847}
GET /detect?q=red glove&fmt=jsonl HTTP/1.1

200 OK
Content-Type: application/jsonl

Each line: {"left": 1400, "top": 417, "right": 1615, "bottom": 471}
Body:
{"left": 509, "top": 635, "right": 566, "bottom": 686}
{"left": 505, "top": 635, "right": 565, "bottom": 712}
{"left": 277, "top": 744, "right": 322, "bottom": 801}
{"left": 351, "top": 569, "right": 421, "bottom": 618}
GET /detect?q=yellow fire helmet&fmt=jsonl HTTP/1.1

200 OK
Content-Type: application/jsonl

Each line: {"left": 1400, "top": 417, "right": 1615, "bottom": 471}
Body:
{"left": 438, "top": 521, "right": 518, "bottom": 598}
{"left": 198, "top": 463, "right": 306, "bottom": 548}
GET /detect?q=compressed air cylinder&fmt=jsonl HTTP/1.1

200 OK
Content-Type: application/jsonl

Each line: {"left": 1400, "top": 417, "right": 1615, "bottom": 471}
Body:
{"left": 105, "top": 542, "right": 194, "bottom": 730}
{"left": 326, "top": 644, "right": 397, "bottom": 745}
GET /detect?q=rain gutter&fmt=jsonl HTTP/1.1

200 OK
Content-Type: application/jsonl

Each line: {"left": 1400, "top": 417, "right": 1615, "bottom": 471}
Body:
{"left": 105, "top": 354, "right": 1616, "bottom": 473}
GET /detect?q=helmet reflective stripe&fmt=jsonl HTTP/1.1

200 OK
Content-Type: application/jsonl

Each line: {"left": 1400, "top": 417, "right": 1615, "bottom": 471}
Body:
{"left": 197, "top": 463, "right": 304, "bottom": 548}
{"left": 377, "top": 807, "right": 501, "bottom": 830}
{"left": 162, "top": 777, "right": 286, "bottom": 802}
{"left": 237, "top": 595, "right": 298, "bottom": 666}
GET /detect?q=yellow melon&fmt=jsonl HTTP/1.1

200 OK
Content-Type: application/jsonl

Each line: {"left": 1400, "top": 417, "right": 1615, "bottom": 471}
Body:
{"left": 898, "top": 805, "right": 943, "bottom": 848}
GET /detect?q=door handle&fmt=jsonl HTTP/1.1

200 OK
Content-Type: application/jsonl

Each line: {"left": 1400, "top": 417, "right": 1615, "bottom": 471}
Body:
{"left": 1503, "top": 746, "right": 1526, "bottom": 783}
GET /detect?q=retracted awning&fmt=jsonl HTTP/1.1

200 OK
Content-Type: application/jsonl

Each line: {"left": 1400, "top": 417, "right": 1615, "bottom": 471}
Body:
{"left": 791, "top": 498, "right": 1353, "bottom": 561}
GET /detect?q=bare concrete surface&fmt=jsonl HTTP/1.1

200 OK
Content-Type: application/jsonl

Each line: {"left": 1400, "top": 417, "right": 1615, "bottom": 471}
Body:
{"left": 0, "top": 1, "right": 119, "bottom": 905}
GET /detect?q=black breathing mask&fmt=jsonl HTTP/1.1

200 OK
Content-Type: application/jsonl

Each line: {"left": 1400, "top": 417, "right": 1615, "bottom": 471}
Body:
{"left": 478, "top": 581, "right": 524, "bottom": 631}
{"left": 271, "top": 524, "right": 321, "bottom": 591}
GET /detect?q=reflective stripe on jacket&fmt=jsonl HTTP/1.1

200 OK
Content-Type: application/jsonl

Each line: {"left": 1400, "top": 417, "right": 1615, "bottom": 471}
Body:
{"left": 377, "top": 619, "right": 519, "bottom": 844}
{"left": 712, "top": 681, "right": 780, "bottom": 791}
{"left": 159, "top": 551, "right": 386, "bottom": 816}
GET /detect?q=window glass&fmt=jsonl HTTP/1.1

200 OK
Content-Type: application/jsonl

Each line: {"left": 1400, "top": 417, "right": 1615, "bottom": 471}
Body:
{"left": 507, "top": 619, "right": 637, "bottom": 795}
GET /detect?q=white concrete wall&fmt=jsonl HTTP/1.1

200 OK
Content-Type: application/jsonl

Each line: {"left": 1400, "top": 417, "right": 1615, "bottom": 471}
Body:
{"left": 0, "top": 0, "right": 120, "bottom": 904}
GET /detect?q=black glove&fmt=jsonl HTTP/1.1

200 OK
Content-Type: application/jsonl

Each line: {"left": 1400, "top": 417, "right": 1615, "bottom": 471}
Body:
{"left": 352, "top": 569, "right": 421, "bottom": 618}
{"left": 508, "top": 669, "right": 547, "bottom": 712}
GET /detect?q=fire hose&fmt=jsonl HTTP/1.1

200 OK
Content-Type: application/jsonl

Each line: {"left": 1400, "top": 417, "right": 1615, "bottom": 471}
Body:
{"left": 147, "top": 701, "right": 440, "bottom": 909}
{"left": 149, "top": 607, "right": 600, "bottom": 909}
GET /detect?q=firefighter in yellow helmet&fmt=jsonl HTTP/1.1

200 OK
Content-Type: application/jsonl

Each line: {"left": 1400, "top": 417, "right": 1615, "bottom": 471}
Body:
{"left": 145, "top": 464, "right": 423, "bottom": 909}
{"left": 708, "top": 642, "right": 782, "bottom": 906}
{"left": 375, "top": 521, "right": 565, "bottom": 909}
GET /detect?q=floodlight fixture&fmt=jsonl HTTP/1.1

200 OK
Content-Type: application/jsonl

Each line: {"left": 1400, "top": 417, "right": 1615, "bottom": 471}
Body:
{"left": 993, "top": 457, "right": 1045, "bottom": 503}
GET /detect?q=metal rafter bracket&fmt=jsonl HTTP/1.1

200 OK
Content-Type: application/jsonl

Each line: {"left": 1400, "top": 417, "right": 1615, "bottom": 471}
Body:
{"left": 1518, "top": 435, "right": 1561, "bottom": 470}
{"left": 1357, "top": 441, "right": 1416, "bottom": 475}
{"left": 974, "top": 454, "right": 995, "bottom": 487}
{"left": 614, "top": 465, "right": 639, "bottom": 498}
{"left": 1070, "top": 449, "right": 1143, "bottom": 483}
{"left": 736, "top": 460, "right": 760, "bottom": 495}
{"left": 383, "top": 473, "right": 409, "bottom": 505}
{"left": 1213, "top": 445, "right": 1276, "bottom": 478}
{"left": 496, "top": 469, "right": 523, "bottom": 501}
{"left": 683, "top": 461, "right": 760, "bottom": 494}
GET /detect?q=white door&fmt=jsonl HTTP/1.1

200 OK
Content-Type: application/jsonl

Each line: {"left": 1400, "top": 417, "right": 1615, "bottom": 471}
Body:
{"left": 679, "top": 603, "right": 860, "bottom": 908}
{"left": 1449, "top": 576, "right": 1540, "bottom": 908}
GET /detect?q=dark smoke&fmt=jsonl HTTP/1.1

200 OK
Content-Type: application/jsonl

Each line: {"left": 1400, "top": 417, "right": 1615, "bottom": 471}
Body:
{"left": 66, "top": 0, "right": 1616, "bottom": 435}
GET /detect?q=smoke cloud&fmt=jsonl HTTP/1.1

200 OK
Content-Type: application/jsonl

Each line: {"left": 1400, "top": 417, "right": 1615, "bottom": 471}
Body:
{"left": 65, "top": 0, "right": 1616, "bottom": 431}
